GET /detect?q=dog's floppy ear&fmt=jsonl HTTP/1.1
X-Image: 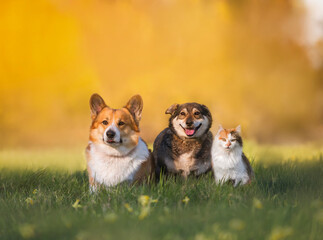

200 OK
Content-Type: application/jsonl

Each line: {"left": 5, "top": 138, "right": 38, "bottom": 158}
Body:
{"left": 125, "top": 95, "right": 143, "bottom": 126}
{"left": 90, "top": 93, "right": 107, "bottom": 119}
{"left": 165, "top": 104, "right": 179, "bottom": 115}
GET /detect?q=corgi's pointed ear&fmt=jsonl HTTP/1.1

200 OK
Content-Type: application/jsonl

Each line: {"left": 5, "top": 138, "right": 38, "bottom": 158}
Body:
{"left": 235, "top": 125, "right": 241, "bottom": 133}
{"left": 90, "top": 93, "right": 107, "bottom": 119}
{"left": 125, "top": 95, "right": 143, "bottom": 126}
{"left": 165, "top": 104, "right": 179, "bottom": 115}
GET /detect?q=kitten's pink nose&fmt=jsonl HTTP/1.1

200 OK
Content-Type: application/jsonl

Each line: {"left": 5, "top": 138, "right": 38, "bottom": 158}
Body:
{"left": 226, "top": 142, "right": 231, "bottom": 147}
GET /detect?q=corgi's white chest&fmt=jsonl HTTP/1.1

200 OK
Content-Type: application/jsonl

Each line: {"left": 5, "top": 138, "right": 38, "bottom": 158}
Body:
{"left": 87, "top": 138, "right": 149, "bottom": 187}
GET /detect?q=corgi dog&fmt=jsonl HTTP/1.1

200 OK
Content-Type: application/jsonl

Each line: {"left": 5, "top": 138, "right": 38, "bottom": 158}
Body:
{"left": 85, "top": 93, "right": 154, "bottom": 191}
{"left": 153, "top": 102, "right": 213, "bottom": 179}
{"left": 211, "top": 125, "right": 254, "bottom": 187}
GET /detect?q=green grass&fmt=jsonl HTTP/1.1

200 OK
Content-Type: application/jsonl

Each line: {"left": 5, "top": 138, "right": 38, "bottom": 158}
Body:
{"left": 0, "top": 148, "right": 323, "bottom": 240}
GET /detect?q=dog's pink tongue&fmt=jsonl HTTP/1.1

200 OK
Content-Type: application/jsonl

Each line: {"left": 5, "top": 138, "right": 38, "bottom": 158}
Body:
{"left": 185, "top": 129, "right": 195, "bottom": 136}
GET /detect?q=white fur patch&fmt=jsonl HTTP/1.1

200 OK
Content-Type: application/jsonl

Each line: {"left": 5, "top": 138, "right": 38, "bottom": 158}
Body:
{"left": 176, "top": 151, "right": 194, "bottom": 176}
{"left": 164, "top": 152, "right": 194, "bottom": 175}
{"left": 87, "top": 138, "right": 149, "bottom": 189}
{"left": 165, "top": 151, "right": 194, "bottom": 176}
{"left": 165, "top": 151, "right": 210, "bottom": 177}
{"left": 211, "top": 136, "right": 249, "bottom": 187}
{"left": 195, "top": 117, "right": 209, "bottom": 138}
{"left": 103, "top": 116, "right": 122, "bottom": 144}
{"left": 172, "top": 117, "right": 187, "bottom": 138}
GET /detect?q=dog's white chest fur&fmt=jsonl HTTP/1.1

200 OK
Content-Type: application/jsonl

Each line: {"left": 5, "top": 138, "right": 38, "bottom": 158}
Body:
{"left": 87, "top": 138, "right": 149, "bottom": 188}
{"left": 165, "top": 151, "right": 210, "bottom": 177}
{"left": 165, "top": 152, "right": 194, "bottom": 176}
{"left": 175, "top": 151, "right": 195, "bottom": 176}
{"left": 211, "top": 144, "right": 249, "bottom": 186}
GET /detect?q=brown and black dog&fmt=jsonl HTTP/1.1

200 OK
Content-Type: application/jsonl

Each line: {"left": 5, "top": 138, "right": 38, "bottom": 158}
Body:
{"left": 153, "top": 102, "right": 213, "bottom": 179}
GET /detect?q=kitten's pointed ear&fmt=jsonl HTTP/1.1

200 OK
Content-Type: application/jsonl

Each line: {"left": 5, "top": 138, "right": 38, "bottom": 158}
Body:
{"left": 235, "top": 125, "right": 241, "bottom": 134}
{"left": 165, "top": 104, "right": 179, "bottom": 115}
{"left": 90, "top": 93, "right": 107, "bottom": 119}
{"left": 217, "top": 124, "right": 224, "bottom": 134}
{"left": 125, "top": 95, "right": 143, "bottom": 126}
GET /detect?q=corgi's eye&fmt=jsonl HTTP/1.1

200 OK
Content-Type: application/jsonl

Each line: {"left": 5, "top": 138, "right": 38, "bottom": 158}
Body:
{"left": 220, "top": 138, "right": 226, "bottom": 142}
{"left": 180, "top": 112, "right": 186, "bottom": 116}
{"left": 102, "top": 120, "right": 108, "bottom": 125}
{"left": 118, "top": 121, "right": 125, "bottom": 126}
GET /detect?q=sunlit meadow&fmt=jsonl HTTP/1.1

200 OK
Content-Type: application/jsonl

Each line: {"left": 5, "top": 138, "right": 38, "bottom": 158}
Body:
{"left": 0, "top": 0, "right": 323, "bottom": 239}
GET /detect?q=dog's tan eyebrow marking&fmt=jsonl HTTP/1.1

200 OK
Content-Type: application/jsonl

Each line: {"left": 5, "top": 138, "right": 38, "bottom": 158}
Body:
{"left": 178, "top": 108, "right": 188, "bottom": 115}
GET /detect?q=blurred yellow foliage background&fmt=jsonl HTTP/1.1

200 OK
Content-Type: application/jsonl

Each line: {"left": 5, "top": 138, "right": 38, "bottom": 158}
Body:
{"left": 0, "top": 0, "right": 322, "bottom": 148}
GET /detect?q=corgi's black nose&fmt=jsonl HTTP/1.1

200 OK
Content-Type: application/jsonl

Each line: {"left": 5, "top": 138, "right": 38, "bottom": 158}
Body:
{"left": 106, "top": 130, "right": 116, "bottom": 139}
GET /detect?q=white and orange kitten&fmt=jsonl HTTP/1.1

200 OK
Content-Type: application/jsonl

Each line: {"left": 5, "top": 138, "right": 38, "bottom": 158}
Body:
{"left": 211, "top": 125, "right": 254, "bottom": 187}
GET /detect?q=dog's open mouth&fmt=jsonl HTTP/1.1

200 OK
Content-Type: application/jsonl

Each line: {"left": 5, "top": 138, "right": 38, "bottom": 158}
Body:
{"left": 180, "top": 124, "right": 202, "bottom": 137}
{"left": 104, "top": 139, "right": 123, "bottom": 144}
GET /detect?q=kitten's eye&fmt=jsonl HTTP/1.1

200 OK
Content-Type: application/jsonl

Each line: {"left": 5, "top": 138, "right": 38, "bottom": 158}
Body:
{"left": 231, "top": 139, "right": 236, "bottom": 142}
{"left": 220, "top": 138, "right": 226, "bottom": 142}
{"left": 102, "top": 120, "right": 108, "bottom": 125}
{"left": 180, "top": 112, "right": 186, "bottom": 116}
{"left": 194, "top": 111, "right": 200, "bottom": 116}
{"left": 118, "top": 121, "right": 125, "bottom": 126}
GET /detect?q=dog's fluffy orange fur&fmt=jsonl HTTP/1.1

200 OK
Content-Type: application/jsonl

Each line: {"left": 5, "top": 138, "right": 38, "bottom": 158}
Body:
{"left": 85, "top": 94, "right": 154, "bottom": 191}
